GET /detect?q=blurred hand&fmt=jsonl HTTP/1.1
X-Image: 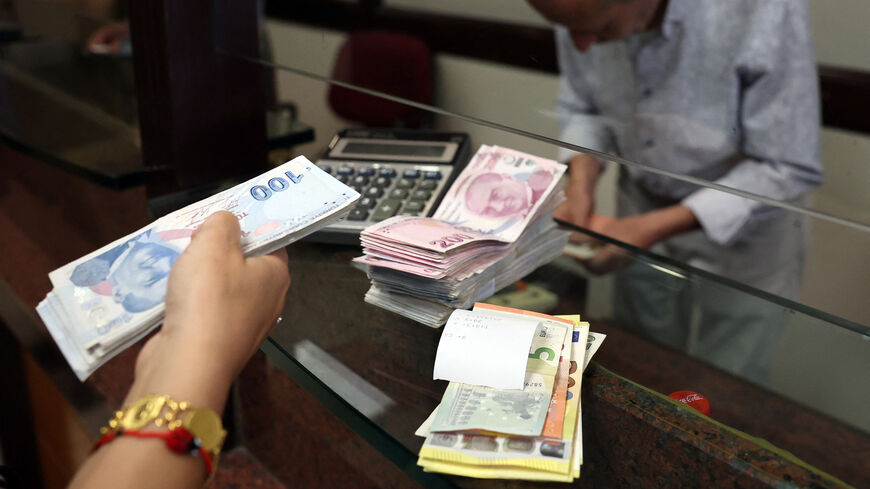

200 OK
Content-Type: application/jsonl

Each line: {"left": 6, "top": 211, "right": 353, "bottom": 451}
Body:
{"left": 578, "top": 214, "right": 655, "bottom": 274}
{"left": 128, "top": 211, "right": 291, "bottom": 412}
{"left": 575, "top": 205, "right": 699, "bottom": 275}
{"left": 86, "top": 21, "right": 130, "bottom": 55}
{"left": 554, "top": 154, "right": 602, "bottom": 229}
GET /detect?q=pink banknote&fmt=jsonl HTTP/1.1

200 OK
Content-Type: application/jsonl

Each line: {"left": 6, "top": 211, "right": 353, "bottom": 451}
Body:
{"left": 361, "top": 216, "right": 499, "bottom": 254}
{"left": 432, "top": 145, "right": 566, "bottom": 243}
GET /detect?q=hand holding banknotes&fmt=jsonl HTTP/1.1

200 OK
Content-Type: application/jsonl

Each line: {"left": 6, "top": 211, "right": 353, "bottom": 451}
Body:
{"left": 555, "top": 154, "right": 698, "bottom": 274}
{"left": 38, "top": 156, "right": 358, "bottom": 380}
{"left": 126, "top": 211, "right": 290, "bottom": 411}
{"left": 68, "top": 211, "right": 290, "bottom": 489}
{"left": 565, "top": 207, "right": 699, "bottom": 275}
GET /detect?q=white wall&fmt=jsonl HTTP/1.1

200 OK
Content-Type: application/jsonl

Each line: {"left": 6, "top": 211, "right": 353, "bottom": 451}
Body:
{"left": 808, "top": 0, "right": 870, "bottom": 71}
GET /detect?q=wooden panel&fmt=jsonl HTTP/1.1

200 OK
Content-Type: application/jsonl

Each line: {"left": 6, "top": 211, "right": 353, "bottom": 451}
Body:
{"left": 129, "top": 0, "right": 268, "bottom": 195}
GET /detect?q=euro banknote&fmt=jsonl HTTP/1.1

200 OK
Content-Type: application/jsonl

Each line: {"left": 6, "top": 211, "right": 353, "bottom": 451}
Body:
{"left": 37, "top": 156, "right": 360, "bottom": 380}
{"left": 428, "top": 308, "right": 569, "bottom": 438}
{"left": 471, "top": 304, "right": 574, "bottom": 439}
{"left": 417, "top": 316, "right": 597, "bottom": 482}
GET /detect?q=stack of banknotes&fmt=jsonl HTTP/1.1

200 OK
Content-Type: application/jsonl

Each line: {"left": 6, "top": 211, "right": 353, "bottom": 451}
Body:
{"left": 416, "top": 304, "right": 605, "bottom": 482}
{"left": 356, "top": 145, "right": 569, "bottom": 327}
{"left": 37, "top": 156, "right": 360, "bottom": 381}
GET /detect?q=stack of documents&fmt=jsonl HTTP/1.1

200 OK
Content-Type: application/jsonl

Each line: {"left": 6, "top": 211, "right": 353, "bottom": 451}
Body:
{"left": 356, "top": 145, "right": 569, "bottom": 327}
{"left": 416, "top": 304, "right": 605, "bottom": 482}
{"left": 37, "top": 156, "right": 360, "bottom": 380}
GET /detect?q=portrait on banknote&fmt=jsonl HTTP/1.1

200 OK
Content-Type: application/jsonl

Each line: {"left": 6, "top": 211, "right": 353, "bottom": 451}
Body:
{"left": 463, "top": 170, "right": 555, "bottom": 219}
{"left": 70, "top": 228, "right": 189, "bottom": 313}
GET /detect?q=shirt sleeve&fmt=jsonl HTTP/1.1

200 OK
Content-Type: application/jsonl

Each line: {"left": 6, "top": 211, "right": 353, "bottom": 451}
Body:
{"left": 553, "top": 27, "right": 613, "bottom": 166}
{"left": 682, "top": 0, "right": 823, "bottom": 246}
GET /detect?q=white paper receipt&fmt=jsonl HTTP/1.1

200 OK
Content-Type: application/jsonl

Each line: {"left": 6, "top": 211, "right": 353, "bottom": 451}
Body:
{"left": 433, "top": 309, "right": 538, "bottom": 390}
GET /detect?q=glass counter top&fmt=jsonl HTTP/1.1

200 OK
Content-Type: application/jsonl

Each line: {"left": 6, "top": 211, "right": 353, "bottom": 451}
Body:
{"left": 255, "top": 234, "right": 870, "bottom": 489}
{"left": 0, "top": 38, "right": 149, "bottom": 189}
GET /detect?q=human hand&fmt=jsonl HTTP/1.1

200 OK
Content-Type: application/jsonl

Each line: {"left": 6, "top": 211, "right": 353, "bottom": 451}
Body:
{"left": 577, "top": 214, "right": 654, "bottom": 274}
{"left": 127, "top": 212, "right": 290, "bottom": 412}
{"left": 86, "top": 20, "right": 130, "bottom": 55}
{"left": 554, "top": 154, "right": 602, "bottom": 228}
{"left": 575, "top": 205, "right": 699, "bottom": 275}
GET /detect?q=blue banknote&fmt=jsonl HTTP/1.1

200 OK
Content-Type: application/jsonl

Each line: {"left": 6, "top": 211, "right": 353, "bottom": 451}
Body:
{"left": 38, "top": 156, "right": 359, "bottom": 379}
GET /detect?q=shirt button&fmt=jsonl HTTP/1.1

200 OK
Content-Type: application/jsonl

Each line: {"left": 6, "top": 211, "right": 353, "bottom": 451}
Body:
{"left": 642, "top": 87, "right": 653, "bottom": 98}
{"left": 645, "top": 139, "right": 654, "bottom": 148}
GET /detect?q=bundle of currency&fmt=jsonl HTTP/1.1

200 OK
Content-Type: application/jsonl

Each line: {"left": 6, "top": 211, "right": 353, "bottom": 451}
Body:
{"left": 416, "top": 304, "right": 606, "bottom": 482}
{"left": 37, "top": 156, "right": 360, "bottom": 381}
{"left": 355, "top": 145, "right": 569, "bottom": 327}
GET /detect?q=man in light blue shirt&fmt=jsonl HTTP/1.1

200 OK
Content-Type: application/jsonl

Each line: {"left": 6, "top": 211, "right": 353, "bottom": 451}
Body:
{"left": 529, "top": 0, "right": 822, "bottom": 383}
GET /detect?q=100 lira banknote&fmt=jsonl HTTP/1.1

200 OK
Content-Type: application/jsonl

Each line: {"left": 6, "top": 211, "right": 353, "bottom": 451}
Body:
{"left": 38, "top": 156, "right": 360, "bottom": 380}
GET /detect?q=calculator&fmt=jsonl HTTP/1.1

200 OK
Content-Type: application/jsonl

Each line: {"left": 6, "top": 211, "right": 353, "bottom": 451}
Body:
{"left": 309, "top": 128, "right": 471, "bottom": 245}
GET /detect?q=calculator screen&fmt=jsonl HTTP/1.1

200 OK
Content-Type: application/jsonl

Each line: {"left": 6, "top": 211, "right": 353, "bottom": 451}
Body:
{"left": 331, "top": 138, "right": 458, "bottom": 163}
{"left": 343, "top": 141, "right": 445, "bottom": 157}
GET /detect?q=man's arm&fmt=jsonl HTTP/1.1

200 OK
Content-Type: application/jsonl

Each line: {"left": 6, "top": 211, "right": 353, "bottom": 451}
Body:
{"left": 682, "top": 0, "right": 823, "bottom": 247}
{"left": 579, "top": 204, "right": 699, "bottom": 274}
{"left": 552, "top": 26, "right": 616, "bottom": 227}
{"left": 553, "top": 26, "right": 614, "bottom": 166}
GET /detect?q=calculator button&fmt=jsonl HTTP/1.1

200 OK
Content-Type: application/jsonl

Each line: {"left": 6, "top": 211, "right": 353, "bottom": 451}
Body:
{"left": 403, "top": 201, "right": 424, "bottom": 212}
{"left": 319, "top": 165, "right": 333, "bottom": 174}
{"left": 373, "top": 176, "right": 391, "bottom": 188}
{"left": 347, "top": 208, "right": 370, "bottom": 221}
{"left": 357, "top": 167, "right": 375, "bottom": 176}
{"left": 352, "top": 175, "right": 370, "bottom": 186}
{"left": 358, "top": 197, "right": 376, "bottom": 208}
{"left": 351, "top": 185, "right": 365, "bottom": 194}
{"left": 400, "top": 210, "right": 422, "bottom": 216}
{"left": 389, "top": 188, "right": 409, "bottom": 199}
{"left": 365, "top": 186, "right": 384, "bottom": 198}
{"left": 379, "top": 167, "right": 397, "bottom": 178}
{"left": 402, "top": 169, "right": 420, "bottom": 179}
{"left": 337, "top": 167, "right": 355, "bottom": 176}
{"left": 373, "top": 199, "right": 403, "bottom": 221}
{"left": 419, "top": 180, "right": 438, "bottom": 190}
{"left": 410, "top": 189, "right": 432, "bottom": 201}
{"left": 337, "top": 175, "right": 350, "bottom": 184}
{"left": 423, "top": 171, "right": 442, "bottom": 180}
{"left": 396, "top": 178, "right": 415, "bottom": 189}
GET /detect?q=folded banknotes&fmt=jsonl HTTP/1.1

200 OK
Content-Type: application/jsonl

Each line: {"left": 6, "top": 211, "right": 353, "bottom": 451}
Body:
{"left": 37, "top": 156, "right": 360, "bottom": 380}
{"left": 416, "top": 305, "right": 607, "bottom": 482}
{"left": 356, "top": 145, "right": 569, "bottom": 327}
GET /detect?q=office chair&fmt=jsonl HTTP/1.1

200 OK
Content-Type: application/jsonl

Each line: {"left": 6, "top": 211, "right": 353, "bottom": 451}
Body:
{"left": 328, "top": 30, "right": 433, "bottom": 128}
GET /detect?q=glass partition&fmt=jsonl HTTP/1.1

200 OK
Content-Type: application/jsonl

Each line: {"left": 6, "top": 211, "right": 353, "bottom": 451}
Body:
{"left": 214, "top": 16, "right": 870, "bottom": 482}
{"left": 0, "top": 0, "right": 145, "bottom": 187}
{"left": 235, "top": 51, "right": 870, "bottom": 430}
{"left": 214, "top": 0, "right": 870, "bottom": 321}
{"left": 214, "top": 0, "right": 870, "bottom": 239}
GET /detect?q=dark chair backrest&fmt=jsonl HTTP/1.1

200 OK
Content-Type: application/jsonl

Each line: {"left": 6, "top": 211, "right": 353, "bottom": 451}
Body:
{"left": 328, "top": 31, "right": 433, "bottom": 128}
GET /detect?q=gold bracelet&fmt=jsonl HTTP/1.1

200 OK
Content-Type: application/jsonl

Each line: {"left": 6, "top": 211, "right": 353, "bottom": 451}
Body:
{"left": 95, "top": 394, "right": 226, "bottom": 481}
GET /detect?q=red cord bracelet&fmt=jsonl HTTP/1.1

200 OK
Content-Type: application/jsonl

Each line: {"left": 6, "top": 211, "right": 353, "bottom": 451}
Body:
{"left": 93, "top": 427, "right": 214, "bottom": 477}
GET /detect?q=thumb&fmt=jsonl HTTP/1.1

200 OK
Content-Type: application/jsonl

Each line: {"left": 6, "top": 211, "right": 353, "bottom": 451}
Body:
{"left": 189, "top": 211, "right": 243, "bottom": 254}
